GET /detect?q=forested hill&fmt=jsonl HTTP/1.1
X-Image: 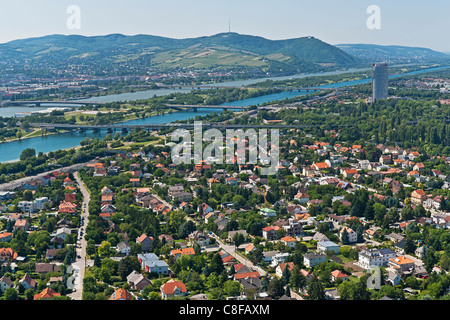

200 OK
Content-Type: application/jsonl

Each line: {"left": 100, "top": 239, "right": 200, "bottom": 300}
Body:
{"left": 336, "top": 43, "right": 450, "bottom": 64}
{"left": 0, "top": 32, "right": 362, "bottom": 76}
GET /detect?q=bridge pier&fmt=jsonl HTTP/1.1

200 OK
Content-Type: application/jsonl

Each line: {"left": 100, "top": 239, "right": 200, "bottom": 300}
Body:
{"left": 92, "top": 128, "right": 99, "bottom": 133}
{"left": 121, "top": 128, "right": 128, "bottom": 134}
{"left": 106, "top": 128, "right": 113, "bottom": 134}
{"left": 193, "top": 107, "right": 198, "bottom": 112}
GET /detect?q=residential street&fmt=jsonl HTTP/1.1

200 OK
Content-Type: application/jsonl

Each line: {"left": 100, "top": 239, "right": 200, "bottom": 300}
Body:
{"left": 0, "top": 159, "right": 98, "bottom": 191}
{"left": 185, "top": 215, "right": 267, "bottom": 277}
{"left": 67, "top": 171, "right": 91, "bottom": 300}
{"left": 210, "top": 233, "right": 267, "bottom": 277}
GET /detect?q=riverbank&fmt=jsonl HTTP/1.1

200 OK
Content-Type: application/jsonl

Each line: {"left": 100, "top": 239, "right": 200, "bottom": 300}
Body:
{"left": 0, "top": 64, "right": 447, "bottom": 163}
{"left": 0, "top": 128, "right": 60, "bottom": 144}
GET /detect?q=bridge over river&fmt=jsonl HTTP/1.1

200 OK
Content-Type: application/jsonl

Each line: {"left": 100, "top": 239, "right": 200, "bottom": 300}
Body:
{"left": 1, "top": 100, "right": 105, "bottom": 107}
{"left": 29, "top": 122, "right": 355, "bottom": 133}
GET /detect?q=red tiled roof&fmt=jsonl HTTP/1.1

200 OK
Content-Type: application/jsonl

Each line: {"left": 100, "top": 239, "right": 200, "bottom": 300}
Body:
{"left": 109, "top": 288, "right": 132, "bottom": 300}
{"left": 234, "top": 271, "right": 260, "bottom": 280}
{"left": 34, "top": 287, "right": 60, "bottom": 300}
{"left": 161, "top": 279, "right": 187, "bottom": 295}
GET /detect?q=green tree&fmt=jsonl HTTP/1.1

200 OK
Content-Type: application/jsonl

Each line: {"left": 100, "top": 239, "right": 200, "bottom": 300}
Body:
{"left": 148, "top": 292, "right": 161, "bottom": 300}
{"left": 19, "top": 148, "right": 35, "bottom": 161}
{"left": 232, "top": 232, "right": 245, "bottom": 248}
{"left": 307, "top": 277, "right": 325, "bottom": 300}
{"left": 281, "top": 265, "right": 291, "bottom": 286}
{"left": 267, "top": 277, "right": 284, "bottom": 299}
{"left": 232, "top": 195, "right": 246, "bottom": 208}
{"left": 118, "top": 256, "right": 141, "bottom": 280}
{"left": 341, "top": 228, "right": 349, "bottom": 245}
{"left": 98, "top": 241, "right": 112, "bottom": 257}
{"left": 423, "top": 247, "right": 437, "bottom": 273}
{"left": 404, "top": 239, "right": 417, "bottom": 254}
{"left": 223, "top": 280, "right": 241, "bottom": 297}
{"left": 210, "top": 253, "right": 224, "bottom": 275}
{"left": 25, "top": 288, "right": 34, "bottom": 301}
{"left": 178, "top": 220, "right": 196, "bottom": 239}
{"left": 289, "top": 265, "right": 307, "bottom": 290}
{"left": 4, "top": 287, "right": 18, "bottom": 300}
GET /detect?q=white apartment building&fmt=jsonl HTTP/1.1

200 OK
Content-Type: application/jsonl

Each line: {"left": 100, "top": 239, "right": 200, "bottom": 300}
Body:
{"left": 358, "top": 248, "right": 396, "bottom": 269}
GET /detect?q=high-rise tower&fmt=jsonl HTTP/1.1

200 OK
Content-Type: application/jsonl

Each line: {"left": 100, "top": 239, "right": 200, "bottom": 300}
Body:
{"left": 372, "top": 63, "right": 388, "bottom": 100}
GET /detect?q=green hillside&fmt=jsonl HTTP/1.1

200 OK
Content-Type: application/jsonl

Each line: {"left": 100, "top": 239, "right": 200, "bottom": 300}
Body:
{"left": 0, "top": 33, "right": 362, "bottom": 76}
{"left": 336, "top": 43, "right": 450, "bottom": 64}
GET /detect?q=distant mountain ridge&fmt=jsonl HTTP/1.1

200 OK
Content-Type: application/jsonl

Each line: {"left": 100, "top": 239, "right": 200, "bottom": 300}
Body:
{"left": 1, "top": 33, "right": 448, "bottom": 78}
{"left": 0, "top": 33, "right": 362, "bottom": 76}
{"left": 336, "top": 43, "right": 450, "bottom": 64}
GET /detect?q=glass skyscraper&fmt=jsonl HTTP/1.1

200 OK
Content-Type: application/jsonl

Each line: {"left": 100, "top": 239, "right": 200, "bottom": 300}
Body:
{"left": 372, "top": 63, "right": 388, "bottom": 100}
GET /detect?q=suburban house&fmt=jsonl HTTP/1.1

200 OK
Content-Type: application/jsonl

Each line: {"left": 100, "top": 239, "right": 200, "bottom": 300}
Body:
{"left": 136, "top": 233, "right": 154, "bottom": 252}
{"left": 159, "top": 234, "right": 174, "bottom": 246}
{"left": 0, "top": 276, "right": 12, "bottom": 293}
{"left": 109, "top": 288, "right": 133, "bottom": 300}
{"left": 415, "top": 245, "right": 427, "bottom": 259}
{"left": 19, "top": 274, "right": 37, "bottom": 290}
{"left": 35, "top": 263, "right": 60, "bottom": 273}
{"left": 294, "top": 192, "right": 310, "bottom": 203}
{"left": 262, "top": 226, "right": 277, "bottom": 240}
{"left": 303, "top": 253, "right": 327, "bottom": 267}
{"left": 13, "top": 219, "right": 30, "bottom": 231}
{"left": 188, "top": 230, "right": 210, "bottom": 247}
{"left": 170, "top": 248, "right": 196, "bottom": 259}
{"left": 52, "top": 227, "right": 72, "bottom": 241}
{"left": 260, "top": 208, "right": 277, "bottom": 217}
{"left": 281, "top": 236, "right": 297, "bottom": 249}
{"left": 313, "top": 232, "right": 329, "bottom": 242}
{"left": 137, "top": 253, "right": 170, "bottom": 275}
{"left": 58, "top": 202, "right": 77, "bottom": 214}
{"left": 262, "top": 251, "right": 280, "bottom": 264}
{"left": 126, "top": 270, "right": 152, "bottom": 291}
{"left": 339, "top": 226, "right": 357, "bottom": 243}
{"left": 0, "top": 232, "right": 12, "bottom": 243}
{"left": 227, "top": 230, "right": 248, "bottom": 242}
{"left": 198, "top": 203, "right": 214, "bottom": 215}
{"left": 34, "top": 287, "right": 61, "bottom": 300}
{"left": 116, "top": 242, "right": 131, "bottom": 255}
{"left": 275, "top": 262, "right": 295, "bottom": 277}
{"left": 388, "top": 256, "right": 415, "bottom": 274}
{"left": 411, "top": 189, "right": 427, "bottom": 205}
{"left": 245, "top": 243, "right": 256, "bottom": 254}
{"left": 330, "top": 270, "right": 349, "bottom": 282}
{"left": 233, "top": 271, "right": 260, "bottom": 281}
{"left": 0, "top": 248, "right": 18, "bottom": 262}
{"left": 168, "top": 185, "right": 192, "bottom": 202}
{"left": 160, "top": 279, "right": 187, "bottom": 300}
{"left": 281, "top": 218, "right": 303, "bottom": 236}
{"left": 358, "top": 248, "right": 396, "bottom": 269}
{"left": 317, "top": 241, "right": 340, "bottom": 254}
{"left": 386, "top": 271, "right": 402, "bottom": 286}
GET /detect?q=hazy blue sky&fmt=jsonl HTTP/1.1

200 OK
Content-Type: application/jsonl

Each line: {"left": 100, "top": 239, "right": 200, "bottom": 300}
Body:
{"left": 0, "top": 0, "right": 448, "bottom": 51}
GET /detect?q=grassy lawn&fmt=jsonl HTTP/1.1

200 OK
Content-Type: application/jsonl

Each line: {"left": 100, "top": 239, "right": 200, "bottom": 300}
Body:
{"left": 334, "top": 254, "right": 355, "bottom": 264}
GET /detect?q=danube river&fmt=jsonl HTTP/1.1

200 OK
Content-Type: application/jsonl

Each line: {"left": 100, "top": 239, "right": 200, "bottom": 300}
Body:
{"left": 0, "top": 65, "right": 447, "bottom": 163}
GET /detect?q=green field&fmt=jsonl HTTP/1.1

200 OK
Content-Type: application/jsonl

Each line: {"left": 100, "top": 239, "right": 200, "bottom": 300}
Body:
{"left": 151, "top": 47, "right": 269, "bottom": 70}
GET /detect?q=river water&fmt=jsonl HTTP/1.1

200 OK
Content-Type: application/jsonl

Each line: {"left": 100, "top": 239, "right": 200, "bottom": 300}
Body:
{"left": 0, "top": 65, "right": 447, "bottom": 163}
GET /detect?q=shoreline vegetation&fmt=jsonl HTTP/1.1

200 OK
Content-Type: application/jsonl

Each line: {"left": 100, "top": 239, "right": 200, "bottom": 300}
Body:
{"left": 4, "top": 64, "right": 435, "bottom": 103}
{"left": 0, "top": 64, "right": 447, "bottom": 172}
